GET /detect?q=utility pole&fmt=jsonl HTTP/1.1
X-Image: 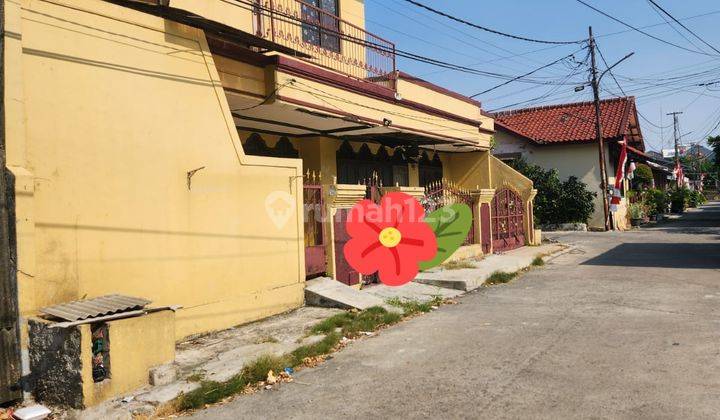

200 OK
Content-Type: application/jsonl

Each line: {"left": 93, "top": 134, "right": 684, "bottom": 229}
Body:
{"left": 668, "top": 111, "right": 682, "bottom": 186}
{"left": 588, "top": 27, "right": 612, "bottom": 232}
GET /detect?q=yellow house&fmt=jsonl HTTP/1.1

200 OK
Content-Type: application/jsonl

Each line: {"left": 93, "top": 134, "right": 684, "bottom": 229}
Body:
{"left": 2, "top": 0, "right": 536, "bottom": 406}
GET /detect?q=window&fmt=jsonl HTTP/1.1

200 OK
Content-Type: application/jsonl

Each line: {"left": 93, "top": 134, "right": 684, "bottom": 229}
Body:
{"left": 301, "top": 0, "right": 340, "bottom": 52}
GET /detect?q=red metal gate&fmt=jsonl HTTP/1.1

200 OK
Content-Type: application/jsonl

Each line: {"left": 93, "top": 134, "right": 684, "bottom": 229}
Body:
{"left": 333, "top": 208, "right": 359, "bottom": 285}
{"left": 422, "top": 180, "right": 476, "bottom": 245}
{"left": 491, "top": 188, "right": 525, "bottom": 252}
{"left": 304, "top": 174, "right": 326, "bottom": 278}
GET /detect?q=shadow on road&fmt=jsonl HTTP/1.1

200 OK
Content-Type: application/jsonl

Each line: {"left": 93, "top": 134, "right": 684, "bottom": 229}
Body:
{"left": 581, "top": 243, "right": 720, "bottom": 269}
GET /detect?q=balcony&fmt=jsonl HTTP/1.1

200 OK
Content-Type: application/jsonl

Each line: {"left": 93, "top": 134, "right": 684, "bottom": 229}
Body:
{"left": 253, "top": 0, "right": 397, "bottom": 90}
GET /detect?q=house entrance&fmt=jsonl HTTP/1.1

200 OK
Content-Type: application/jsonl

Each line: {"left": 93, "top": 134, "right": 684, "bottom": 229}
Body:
{"left": 303, "top": 174, "right": 326, "bottom": 278}
{"left": 491, "top": 188, "right": 525, "bottom": 252}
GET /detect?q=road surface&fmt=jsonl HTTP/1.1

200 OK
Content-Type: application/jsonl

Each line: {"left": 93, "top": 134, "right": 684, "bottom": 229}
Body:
{"left": 192, "top": 202, "right": 720, "bottom": 419}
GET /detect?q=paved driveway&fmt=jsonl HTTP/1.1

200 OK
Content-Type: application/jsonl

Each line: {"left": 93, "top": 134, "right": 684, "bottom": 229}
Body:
{"left": 192, "top": 202, "right": 720, "bottom": 419}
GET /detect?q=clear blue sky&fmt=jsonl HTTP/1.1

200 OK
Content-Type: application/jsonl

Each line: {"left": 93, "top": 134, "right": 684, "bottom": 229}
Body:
{"left": 363, "top": 0, "right": 720, "bottom": 152}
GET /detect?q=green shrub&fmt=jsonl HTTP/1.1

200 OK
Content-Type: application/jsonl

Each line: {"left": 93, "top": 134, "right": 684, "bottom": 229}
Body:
{"left": 628, "top": 202, "right": 646, "bottom": 219}
{"left": 531, "top": 256, "right": 545, "bottom": 266}
{"left": 632, "top": 163, "right": 653, "bottom": 190}
{"left": 509, "top": 158, "right": 596, "bottom": 225}
{"left": 560, "top": 176, "right": 596, "bottom": 224}
{"left": 670, "top": 188, "right": 690, "bottom": 213}
{"left": 688, "top": 190, "right": 706, "bottom": 207}
{"left": 643, "top": 189, "right": 668, "bottom": 216}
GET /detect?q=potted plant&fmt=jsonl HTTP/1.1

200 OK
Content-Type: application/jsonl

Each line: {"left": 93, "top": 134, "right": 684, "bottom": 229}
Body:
{"left": 644, "top": 189, "right": 668, "bottom": 221}
{"left": 628, "top": 202, "right": 646, "bottom": 226}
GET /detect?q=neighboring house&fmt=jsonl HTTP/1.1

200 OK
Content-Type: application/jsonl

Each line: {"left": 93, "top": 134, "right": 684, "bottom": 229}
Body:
{"left": 493, "top": 97, "right": 647, "bottom": 230}
{"left": 3, "top": 0, "right": 536, "bottom": 405}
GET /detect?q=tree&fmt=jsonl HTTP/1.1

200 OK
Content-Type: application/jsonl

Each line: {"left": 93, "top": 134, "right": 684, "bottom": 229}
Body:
{"left": 509, "top": 158, "right": 596, "bottom": 225}
{"left": 708, "top": 136, "right": 720, "bottom": 168}
{"left": 632, "top": 163, "right": 653, "bottom": 190}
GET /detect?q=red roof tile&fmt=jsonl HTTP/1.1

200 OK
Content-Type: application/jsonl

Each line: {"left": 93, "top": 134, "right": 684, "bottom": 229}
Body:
{"left": 494, "top": 97, "right": 640, "bottom": 145}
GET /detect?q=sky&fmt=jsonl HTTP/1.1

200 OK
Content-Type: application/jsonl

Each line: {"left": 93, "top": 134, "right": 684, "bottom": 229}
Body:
{"left": 362, "top": 0, "right": 720, "bottom": 152}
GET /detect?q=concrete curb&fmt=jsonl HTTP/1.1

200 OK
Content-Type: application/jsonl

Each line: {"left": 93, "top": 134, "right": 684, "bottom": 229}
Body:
{"left": 414, "top": 243, "right": 567, "bottom": 292}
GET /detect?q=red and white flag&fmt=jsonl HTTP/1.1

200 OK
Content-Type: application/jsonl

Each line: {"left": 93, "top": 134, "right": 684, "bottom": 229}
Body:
{"left": 610, "top": 141, "right": 627, "bottom": 212}
{"left": 673, "top": 161, "right": 684, "bottom": 188}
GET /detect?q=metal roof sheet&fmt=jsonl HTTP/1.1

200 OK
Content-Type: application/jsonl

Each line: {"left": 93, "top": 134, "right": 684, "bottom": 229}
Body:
{"left": 40, "top": 294, "right": 151, "bottom": 321}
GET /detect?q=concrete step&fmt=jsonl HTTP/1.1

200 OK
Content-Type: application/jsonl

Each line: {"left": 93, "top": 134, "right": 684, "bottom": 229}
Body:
{"left": 414, "top": 244, "right": 566, "bottom": 291}
{"left": 305, "top": 277, "right": 402, "bottom": 313}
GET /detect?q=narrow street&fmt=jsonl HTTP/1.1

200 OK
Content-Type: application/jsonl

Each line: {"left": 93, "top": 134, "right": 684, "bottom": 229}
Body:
{"left": 192, "top": 202, "right": 720, "bottom": 419}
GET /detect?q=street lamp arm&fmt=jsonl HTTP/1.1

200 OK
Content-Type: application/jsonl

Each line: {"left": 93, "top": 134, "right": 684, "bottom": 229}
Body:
{"left": 598, "top": 52, "right": 634, "bottom": 83}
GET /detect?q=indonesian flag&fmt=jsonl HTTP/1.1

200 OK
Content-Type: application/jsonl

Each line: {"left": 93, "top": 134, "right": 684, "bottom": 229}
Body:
{"left": 626, "top": 161, "right": 636, "bottom": 180}
{"left": 610, "top": 141, "right": 627, "bottom": 212}
{"left": 673, "top": 161, "right": 684, "bottom": 188}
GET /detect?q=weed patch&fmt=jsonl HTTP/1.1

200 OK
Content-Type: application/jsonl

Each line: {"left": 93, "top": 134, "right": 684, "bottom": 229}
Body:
{"left": 442, "top": 260, "right": 476, "bottom": 270}
{"left": 485, "top": 271, "right": 517, "bottom": 285}
{"left": 531, "top": 256, "right": 545, "bottom": 266}
{"left": 186, "top": 372, "right": 205, "bottom": 383}
{"left": 386, "top": 296, "right": 444, "bottom": 316}
{"left": 309, "top": 306, "right": 401, "bottom": 337}
{"left": 175, "top": 306, "right": 403, "bottom": 411}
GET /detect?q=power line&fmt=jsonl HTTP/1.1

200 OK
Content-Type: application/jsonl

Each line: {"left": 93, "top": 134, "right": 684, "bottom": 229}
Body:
{"left": 573, "top": 0, "right": 718, "bottom": 57}
{"left": 230, "top": 0, "right": 582, "bottom": 85}
{"left": 470, "top": 50, "right": 587, "bottom": 98}
{"left": 400, "top": 0, "right": 585, "bottom": 45}
{"left": 646, "top": 0, "right": 720, "bottom": 55}
{"left": 595, "top": 42, "right": 672, "bottom": 132}
{"left": 595, "top": 9, "right": 720, "bottom": 39}
{"left": 644, "top": 0, "right": 708, "bottom": 54}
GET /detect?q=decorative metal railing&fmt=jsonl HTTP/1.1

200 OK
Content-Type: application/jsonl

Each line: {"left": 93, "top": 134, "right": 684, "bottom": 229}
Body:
{"left": 254, "top": 0, "right": 397, "bottom": 90}
{"left": 422, "top": 179, "right": 477, "bottom": 245}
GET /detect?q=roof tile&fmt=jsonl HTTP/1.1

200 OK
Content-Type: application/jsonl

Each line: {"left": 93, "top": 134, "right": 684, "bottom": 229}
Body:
{"left": 494, "top": 97, "right": 636, "bottom": 144}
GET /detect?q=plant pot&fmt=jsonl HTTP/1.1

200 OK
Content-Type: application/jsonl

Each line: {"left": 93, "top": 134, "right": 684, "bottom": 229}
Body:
{"left": 630, "top": 218, "right": 643, "bottom": 227}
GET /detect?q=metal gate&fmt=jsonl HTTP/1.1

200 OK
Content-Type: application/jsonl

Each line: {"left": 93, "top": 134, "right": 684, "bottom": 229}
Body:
{"left": 333, "top": 208, "right": 359, "bottom": 286}
{"left": 422, "top": 180, "right": 476, "bottom": 245}
{"left": 361, "top": 174, "right": 383, "bottom": 285}
{"left": 304, "top": 173, "right": 326, "bottom": 278}
{"left": 491, "top": 188, "right": 525, "bottom": 252}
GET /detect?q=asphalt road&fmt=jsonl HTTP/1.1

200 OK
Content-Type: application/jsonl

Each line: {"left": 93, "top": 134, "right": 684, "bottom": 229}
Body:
{"left": 192, "top": 202, "right": 720, "bottom": 419}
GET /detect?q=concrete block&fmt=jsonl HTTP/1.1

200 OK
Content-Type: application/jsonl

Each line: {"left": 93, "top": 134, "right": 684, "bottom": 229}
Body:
{"left": 149, "top": 363, "right": 177, "bottom": 386}
{"left": 305, "top": 277, "right": 402, "bottom": 313}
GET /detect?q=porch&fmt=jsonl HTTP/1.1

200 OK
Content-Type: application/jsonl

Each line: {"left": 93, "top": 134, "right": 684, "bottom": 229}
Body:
{"left": 235, "top": 130, "right": 538, "bottom": 286}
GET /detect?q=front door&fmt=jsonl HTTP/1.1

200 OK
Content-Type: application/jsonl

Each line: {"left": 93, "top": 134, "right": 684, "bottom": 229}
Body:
{"left": 491, "top": 188, "right": 525, "bottom": 252}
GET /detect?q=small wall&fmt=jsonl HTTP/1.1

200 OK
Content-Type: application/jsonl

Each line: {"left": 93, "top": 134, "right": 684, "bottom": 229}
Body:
{"left": 10, "top": 0, "right": 305, "bottom": 342}
{"left": 29, "top": 311, "right": 175, "bottom": 409}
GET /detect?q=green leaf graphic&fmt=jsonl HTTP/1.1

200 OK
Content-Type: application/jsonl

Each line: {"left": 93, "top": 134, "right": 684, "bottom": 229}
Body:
{"left": 419, "top": 203, "right": 473, "bottom": 270}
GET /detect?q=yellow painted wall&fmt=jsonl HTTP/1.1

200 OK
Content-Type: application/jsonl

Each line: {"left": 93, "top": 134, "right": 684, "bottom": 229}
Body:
{"left": 441, "top": 151, "right": 492, "bottom": 190}
{"left": 275, "top": 71, "right": 485, "bottom": 146}
{"left": 396, "top": 78, "right": 493, "bottom": 139}
{"left": 80, "top": 311, "right": 175, "bottom": 406}
{"left": 8, "top": 0, "right": 305, "bottom": 340}
{"left": 170, "top": 0, "right": 255, "bottom": 34}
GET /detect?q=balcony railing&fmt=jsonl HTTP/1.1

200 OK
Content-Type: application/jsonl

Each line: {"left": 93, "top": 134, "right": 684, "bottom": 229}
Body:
{"left": 253, "top": 0, "right": 397, "bottom": 90}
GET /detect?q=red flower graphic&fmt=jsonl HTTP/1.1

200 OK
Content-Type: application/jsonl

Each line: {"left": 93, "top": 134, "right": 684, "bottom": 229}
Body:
{"left": 343, "top": 192, "right": 437, "bottom": 286}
